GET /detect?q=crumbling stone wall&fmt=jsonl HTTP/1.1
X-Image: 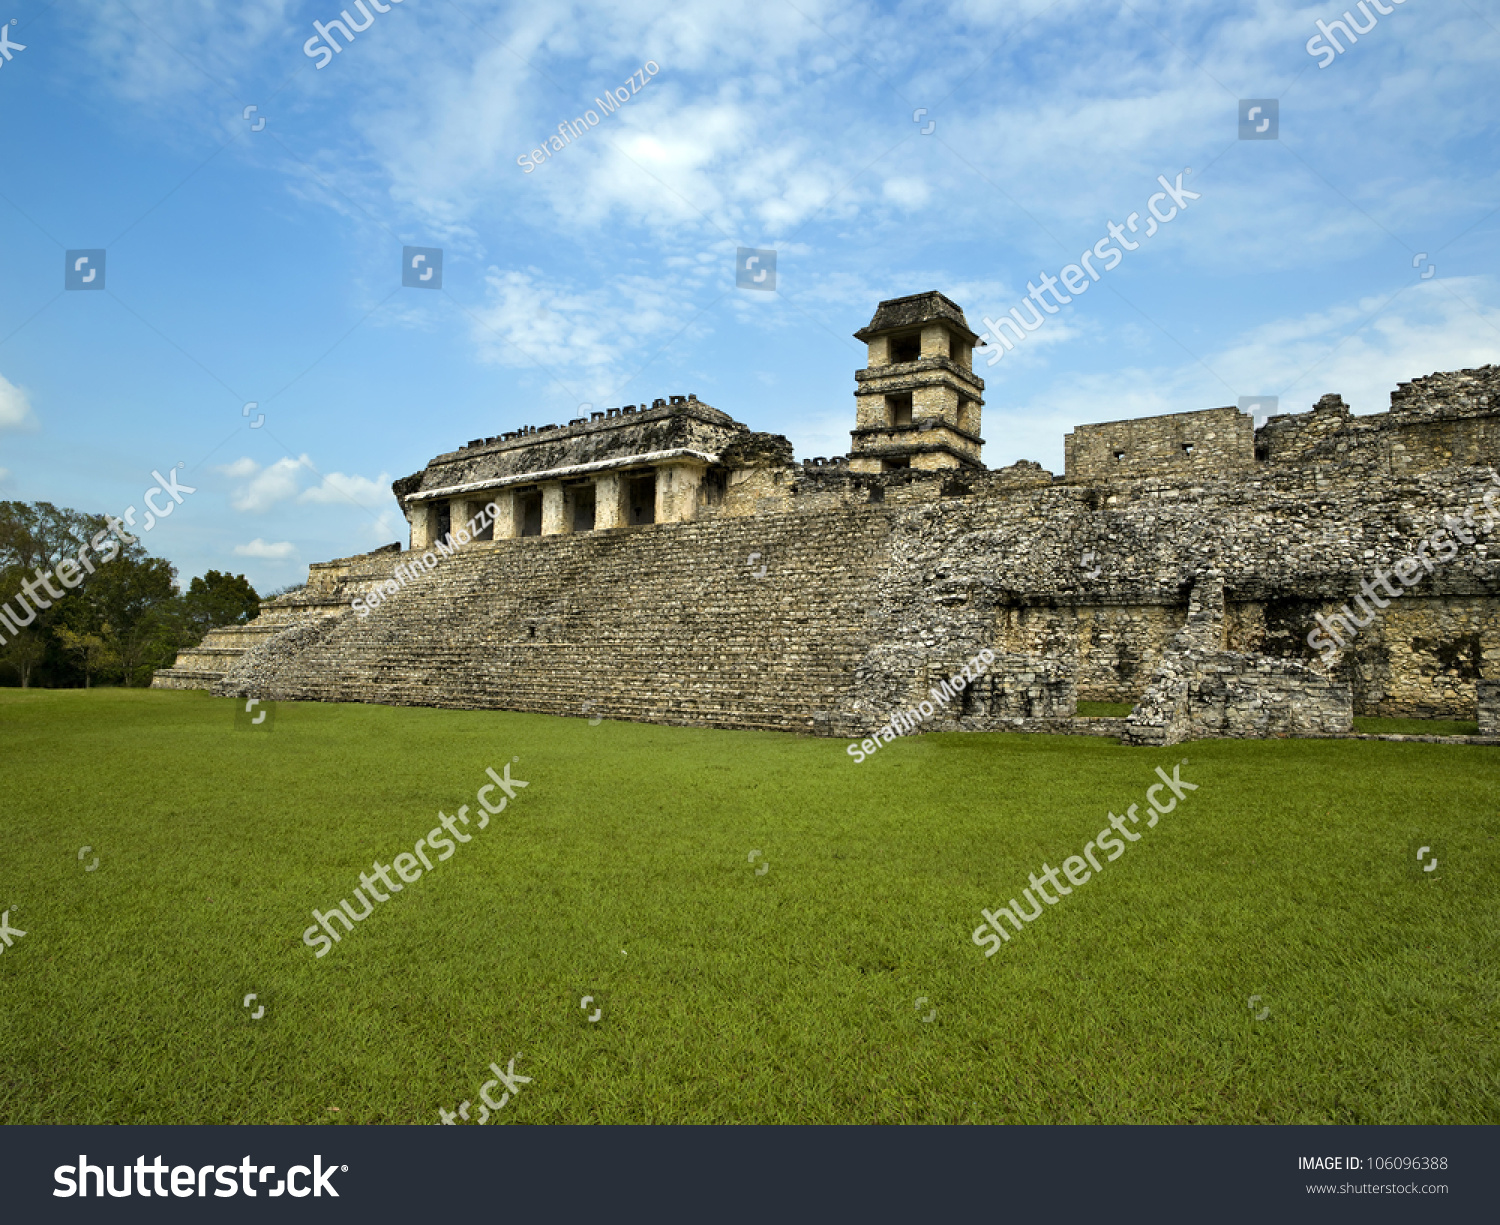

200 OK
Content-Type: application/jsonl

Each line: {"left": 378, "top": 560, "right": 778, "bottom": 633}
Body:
{"left": 1478, "top": 680, "right": 1500, "bottom": 734}
{"left": 178, "top": 453, "right": 1500, "bottom": 734}
{"left": 157, "top": 364, "right": 1500, "bottom": 739}
{"left": 1259, "top": 367, "right": 1500, "bottom": 476}
{"left": 1120, "top": 576, "right": 1353, "bottom": 745}
{"left": 1065, "top": 406, "right": 1253, "bottom": 483}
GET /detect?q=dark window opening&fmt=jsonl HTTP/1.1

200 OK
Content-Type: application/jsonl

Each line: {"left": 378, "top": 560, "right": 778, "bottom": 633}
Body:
{"left": 701, "top": 469, "right": 727, "bottom": 506}
{"left": 1181, "top": 442, "right": 1195, "bottom": 456}
{"left": 518, "top": 490, "right": 543, "bottom": 537}
{"left": 890, "top": 333, "right": 921, "bottom": 363}
{"left": 435, "top": 502, "right": 451, "bottom": 542}
{"left": 887, "top": 392, "right": 913, "bottom": 427}
{"left": 571, "top": 484, "right": 596, "bottom": 532}
{"left": 628, "top": 472, "right": 657, "bottom": 525}
{"left": 1113, "top": 450, "right": 1125, "bottom": 461}
{"left": 884, "top": 456, "right": 910, "bottom": 471}
{"left": 960, "top": 677, "right": 980, "bottom": 716}
{"left": 471, "top": 506, "right": 494, "bottom": 541}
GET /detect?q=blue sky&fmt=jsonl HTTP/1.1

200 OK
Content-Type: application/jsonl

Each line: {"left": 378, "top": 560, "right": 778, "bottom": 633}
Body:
{"left": 1, "top": 0, "right": 1497, "bottom": 592}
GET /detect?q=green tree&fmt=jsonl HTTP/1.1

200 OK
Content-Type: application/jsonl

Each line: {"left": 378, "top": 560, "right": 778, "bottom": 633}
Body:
{"left": 0, "top": 501, "right": 248, "bottom": 688}
{"left": 183, "top": 570, "right": 260, "bottom": 640}
{"left": 0, "top": 628, "right": 46, "bottom": 687}
{"left": 77, "top": 550, "right": 181, "bottom": 687}
{"left": 0, "top": 502, "right": 109, "bottom": 687}
{"left": 54, "top": 626, "right": 117, "bottom": 688}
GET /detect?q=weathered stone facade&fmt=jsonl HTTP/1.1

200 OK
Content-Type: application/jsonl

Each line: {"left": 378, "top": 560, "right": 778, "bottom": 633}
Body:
{"left": 152, "top": 292, "right": 1500, "bottom": 743}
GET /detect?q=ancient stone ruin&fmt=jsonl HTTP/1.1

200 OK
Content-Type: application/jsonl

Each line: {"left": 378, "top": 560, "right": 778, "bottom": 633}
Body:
{"left": 154, "top": 291, "right": 1500, "bottom": 744}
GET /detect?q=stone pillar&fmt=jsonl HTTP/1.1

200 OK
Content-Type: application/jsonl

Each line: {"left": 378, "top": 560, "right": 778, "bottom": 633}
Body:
{"left": 655, "top": 462, "right": 707, "bottom": 524}
{"left": 540, "top": 482, "right": 569, "bottom": 536}
{"left": 490, "top": 490, "right": 519, "bottom": 540}
{"left": 410, "top": 503, "right": 437, "bottom": 550}
{"left": 449, "top": 498, "right": 476, "bottom": 543}
{"left": 594, "top": 473, "right": 627, "bottom": 530}
{"left": 1478, "top": 680, "right": 1500, "bottom": 735}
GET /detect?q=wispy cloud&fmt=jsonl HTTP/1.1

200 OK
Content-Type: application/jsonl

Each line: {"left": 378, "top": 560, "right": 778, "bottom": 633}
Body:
{"left": 218, "top": 456, "right": 315, "bottom": 513}
{"left": 0, "top": 372, "right": 36, "bottom": 432}
{"left": 233, "top": 538, "right": 298, "bottom": 560}
{"left": 299, "top": 471, "right": 393, "bottom": 508}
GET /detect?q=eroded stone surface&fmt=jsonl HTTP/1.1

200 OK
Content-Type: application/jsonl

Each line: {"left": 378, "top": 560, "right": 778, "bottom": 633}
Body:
{"left": 151, "top": 295, "right": 1500, "bottom": 743}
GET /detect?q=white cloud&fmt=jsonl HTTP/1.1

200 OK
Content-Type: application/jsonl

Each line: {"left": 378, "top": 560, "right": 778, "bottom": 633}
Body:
{"left": 233, "top": 539, "right": 298, "bottom": 560}
{"left": 218, "top": 455, "right": 397, "bottom": 522}
{"left": 299, "top": 471, "right": 394, "bottom": 508}
{"left": 0, "top": 372, "right": 36, "bottom": 431}
{"left": 220, "top": 455, "right": 315, "bottom": 513}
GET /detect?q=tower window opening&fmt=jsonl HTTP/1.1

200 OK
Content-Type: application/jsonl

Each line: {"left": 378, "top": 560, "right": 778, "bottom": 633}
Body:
{"left": 888, "top": 392, "right": 914, "bottom": 427}
{"left": 890, "top": 333, "right": 921, "bottom": 364}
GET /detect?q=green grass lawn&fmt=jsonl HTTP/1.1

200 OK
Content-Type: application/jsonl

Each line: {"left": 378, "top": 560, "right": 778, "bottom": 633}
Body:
{"left": 1352, "top": 715, "right": 1481, "bottom": 737}
{"left": 1, "top": 689, "right": 1496, "bottom": 1125}
{"left": 1075, "top": 699, "right": 1133, "bottom": 717}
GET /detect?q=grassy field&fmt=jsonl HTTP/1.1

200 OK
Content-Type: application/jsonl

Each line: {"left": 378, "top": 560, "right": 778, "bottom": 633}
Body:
{"left": 1, "top": 688, "right": 1496, "bottom": 1125}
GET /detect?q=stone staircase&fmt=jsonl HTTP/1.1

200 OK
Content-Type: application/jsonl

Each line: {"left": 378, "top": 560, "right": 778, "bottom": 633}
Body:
{"left": 150, "top": 596, "right": 351, "bottom": 691}
{"left": 193, "top": 507, "right": 894, "bottom": 736}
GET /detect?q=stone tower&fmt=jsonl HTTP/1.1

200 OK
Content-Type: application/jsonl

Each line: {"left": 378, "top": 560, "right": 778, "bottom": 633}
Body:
{"left": 848, "top": 292, "right": 986, "bottom": 472}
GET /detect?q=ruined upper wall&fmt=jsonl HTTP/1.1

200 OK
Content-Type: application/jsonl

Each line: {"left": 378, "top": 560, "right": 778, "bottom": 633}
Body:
{"left": 1063, "top": 366, "right": 1500, "bottom": 487}
{"left": 396, "top": 396, "right": 758, "bottom": 501}
{"left": 1258, "top": 366, "right": 1500, "bottom": 476}
{"left": 1064, "top": 406, "right": 1253, "bottom": 482}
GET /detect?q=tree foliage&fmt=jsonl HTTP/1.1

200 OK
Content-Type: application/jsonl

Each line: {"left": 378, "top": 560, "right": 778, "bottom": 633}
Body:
{"left": 0, "top": 500, "right": 261, "bottom": 688}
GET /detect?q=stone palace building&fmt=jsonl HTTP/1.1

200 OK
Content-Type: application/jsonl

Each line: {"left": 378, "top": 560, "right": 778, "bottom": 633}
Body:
{"left": 154, "top": 292, "right": 1500, "bottom": 744}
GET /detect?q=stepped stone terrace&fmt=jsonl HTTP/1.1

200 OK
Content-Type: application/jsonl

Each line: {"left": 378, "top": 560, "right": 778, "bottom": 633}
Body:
{"left": 153, "top": 292, "right": 1500, "bottom": 745}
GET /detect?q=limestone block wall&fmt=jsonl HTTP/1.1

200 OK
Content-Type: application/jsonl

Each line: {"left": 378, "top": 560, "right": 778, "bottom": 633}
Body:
{"left": 988, "top": 604, "right": 1187, "bottom": 702}
{"left": 1121, "top": 649, "right": 1353, "bottom": 746}
{"left": 841, "top": 463, "right": 1500, "bottom": 725}
{"left": 179, "top": 434, "right": 1500, "bottom": 733}
{"left": 1065, "top": 406, "right": 1253, "bottom": 483}
{"left": 212, "top": 506, "right": 896, "bottom": 736}
{"left": 1259, "top": 368, "right": 1500, "bottom": 477}
{"left": 937, "top": 656, "right": 1076, "bottom": 725}
{"left": 1313, "top": 596, "right": 1499, "bottom": 718}
{"left": 1478, "top": 680, "right": 1500, "bottom": 734}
